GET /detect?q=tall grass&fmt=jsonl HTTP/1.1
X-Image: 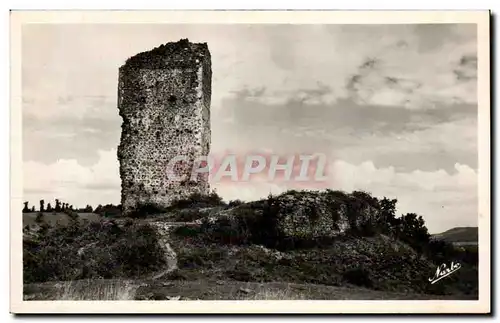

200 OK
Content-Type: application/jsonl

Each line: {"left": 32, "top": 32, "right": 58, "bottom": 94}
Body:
{"left": 55, "top": 279, "right": 138, "bottom": 300}
{"left": 245, "top": 288, "right": 307, "bottom": 300}
{"left": 234, "top": 283, "right": 307, "bottom": 300}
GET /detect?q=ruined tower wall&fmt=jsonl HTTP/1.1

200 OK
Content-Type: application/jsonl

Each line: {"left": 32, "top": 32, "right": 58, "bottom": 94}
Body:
{"left": 117, "top": 40, "right": 211, "bottom": 215}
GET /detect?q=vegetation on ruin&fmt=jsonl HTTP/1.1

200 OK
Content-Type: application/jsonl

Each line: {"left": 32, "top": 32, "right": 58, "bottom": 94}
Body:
{"left": 23, "top": 189, "right": 478, "bottom": 300}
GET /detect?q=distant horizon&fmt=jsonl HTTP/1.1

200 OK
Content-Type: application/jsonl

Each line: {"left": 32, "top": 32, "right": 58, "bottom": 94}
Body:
{"left": 22, "top": 23, "right": 478, "bottom": 233}
{"left": 20, "top": 192, "right": 479, "bottom": 235}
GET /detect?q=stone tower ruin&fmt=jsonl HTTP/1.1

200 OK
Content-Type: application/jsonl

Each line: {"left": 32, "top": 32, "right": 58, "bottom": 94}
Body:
{"left": 117, "top": 39, "right": 211, "bottom": 215}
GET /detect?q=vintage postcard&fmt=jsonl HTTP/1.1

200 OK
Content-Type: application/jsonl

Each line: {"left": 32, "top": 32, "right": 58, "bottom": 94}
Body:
{"left": 10, "top": 10, "right": 491, "bottom": 314}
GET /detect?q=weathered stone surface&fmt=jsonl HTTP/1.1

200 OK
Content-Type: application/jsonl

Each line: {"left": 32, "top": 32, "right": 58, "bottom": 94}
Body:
{"left": 118, "top": 39, "right": 212, "bottom": 215}
{"left": 199, "top": 190, "right": 380, "bottom": 241}
{"left": 272, "top": 190, "right": 379, "bottom": 239}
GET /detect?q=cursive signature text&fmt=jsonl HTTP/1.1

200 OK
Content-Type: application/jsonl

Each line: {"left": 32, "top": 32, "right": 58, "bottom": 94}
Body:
{"left": 429, "top": 261, "right": 461, "bottom": 284}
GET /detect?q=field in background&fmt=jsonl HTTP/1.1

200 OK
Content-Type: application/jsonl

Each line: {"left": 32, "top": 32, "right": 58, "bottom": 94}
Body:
{"left": 431, "top": 227, "right": 478, "bottom": 247}
{"left": 23, "top": 212, "right": 102, "bottom": 227}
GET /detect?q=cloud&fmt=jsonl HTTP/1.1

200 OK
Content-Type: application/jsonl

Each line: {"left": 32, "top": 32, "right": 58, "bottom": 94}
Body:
{"left": 22, "top": 24, "right": 478, "bottom": 168}
{"left": 22, "top": 24, "right": 477, "bottom": 124}
{"left": 22, "top": 101, "right": 121, "bottom": 165}
{"left": 23, "top": 149, "right": 121, "bottom": 208}
{"left": 329, "top": 116, "right": 478, "bottom": 171}
{"left": 214, "top": 93, "right": 477, "bottom": 172}
{"left": 216, "top": 24, "right": 477, "bottom": 109}
{"left": 346, "top": 47, "right": 477, "bottom": 108}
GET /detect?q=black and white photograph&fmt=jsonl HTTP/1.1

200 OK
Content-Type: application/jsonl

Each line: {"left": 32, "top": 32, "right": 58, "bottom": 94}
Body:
{"left": 10, "top": 10, "right": 490, "bottom": 314}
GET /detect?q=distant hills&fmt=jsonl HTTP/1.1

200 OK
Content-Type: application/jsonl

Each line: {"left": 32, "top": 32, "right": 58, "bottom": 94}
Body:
{"left": 432, "top": 227, "right": 478, "bottom": 244}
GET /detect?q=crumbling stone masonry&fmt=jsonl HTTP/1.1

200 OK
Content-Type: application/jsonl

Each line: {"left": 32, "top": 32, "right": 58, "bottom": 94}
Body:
{"left": 117, "top": 39, "right": 211, "bottom": 215}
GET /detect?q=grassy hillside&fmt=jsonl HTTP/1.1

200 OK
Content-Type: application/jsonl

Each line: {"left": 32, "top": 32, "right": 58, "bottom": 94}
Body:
{"left": 23, "top": 220, "right": 168, "bottom": 283}
{"left": 23, "top": 190, "right": 479, "bottom": 300}
{"left": 168, "top": 228, "right": 476, "bottom": 296}
{"left": 432, "top": 227, "right": 478, "bottom": 243}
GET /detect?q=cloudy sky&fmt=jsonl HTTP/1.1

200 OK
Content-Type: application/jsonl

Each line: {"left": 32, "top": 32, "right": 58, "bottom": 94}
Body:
{"left": 22, "top": 23, "right": 478, "bottom": 233}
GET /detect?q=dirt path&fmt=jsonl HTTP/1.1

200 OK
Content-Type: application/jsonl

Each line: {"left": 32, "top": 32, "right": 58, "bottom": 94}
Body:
{"left": 144, "top": 221, "right": 182, "bottom": 280}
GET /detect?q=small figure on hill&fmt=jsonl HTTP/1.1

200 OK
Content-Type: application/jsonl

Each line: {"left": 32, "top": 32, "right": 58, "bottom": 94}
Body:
{"left": 31, "top": 206, "right": 35, "bottom": 212}
{"left": 46, "top": 203, "right": 53, "bottom": 212}
{"left": 55, "top": 199, "right": 61, "bottom": 212}
{"left": 23, "top": 201, "right": 29, "bottom": 213}
{"left": 39, "top": 200, "right": 45, "bottom": 212}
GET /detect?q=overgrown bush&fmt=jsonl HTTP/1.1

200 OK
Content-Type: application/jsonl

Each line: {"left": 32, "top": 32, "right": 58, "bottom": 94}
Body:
{"left": 173, "top": 225, "right": 201, "bottom": 237}
{"left": 94, "top": 204, "right": 122, "bottom": 218}
{"left": 23, "top": 221, "right": 167, "bottom": 283}
{"left": 128, "top": 202, "right": 167, "bottom": 218}
{"left": 199, "top": 215, "right": 253, "bottom": 245}
{"left": 174, "top": 209, "right": 205, "bottom": 222}
{"left": 426, "top": 239, "right": 478, "bottom": 267}
{"left": 343, "top": 267, "right": 373, "bottom": 288}
{"left": 169, "top": 191, "right": 226, "bottom": 209}
{"left": 172, "top": 189, "right": 475, "bottom": 265}
{"left": 177, "top": 247, "right": 227, "bottom": 269}
{"left": 228, "top": 199, "right": 244, "bottom": 207}
{"left": 183, "top": 198, "right": 278, "bottom": 246}
{"left": 167, "top": 188, "right": 477, "bottom": 297}
{"left": 64, "top": 209, "right": 79, "bottom": 223}
{"left": 426, "top": 239, "right": 457, "bottom": 264}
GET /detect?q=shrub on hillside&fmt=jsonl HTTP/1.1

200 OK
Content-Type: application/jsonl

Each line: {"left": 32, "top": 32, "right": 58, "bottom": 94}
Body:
{"left": 94, "top": 204, "right": 122, "bottom": 218}
{"left": 342, "top": 267, "right": 373, "bottom": 288}
{"left": 174, "top": 190, "right": 381, "bottom": 249}
{"left": 426, "top": 239, "right": 478, "bottom": 267}
{"left": 128, "top": 202, "right": 167, "bottom": 218}
{"left": 23, "top": 220, "right": 167, "bottom": 283}
{"left": 228, "top": 199, "right": 244, "bottom": 207}
{"left": 199, "top": 213, "right": 255, "bottom": 245}
{"left": 397, "top": 213, "right": 431, "bottom": 255}
{"left": 459, "top": 245, "right": 479, "bottom": 265}
{"left": 169, "top": 191, "right": 226, "bottom": 209}
{"left": 186, "top": 197, "right": 280, "bottom": 246}
{"left": 169, "top": 223, "right": 477, "bottom": 297}
{"left": 177, "top": 247, "right": 227, "bottom": 269}
{"left": 426, "top": 239, "right": 457, "bottom": 264}
{"left": 64, "top": 209, "right": 79, "bottom": 222}
{"left": 173, "top": 225, "right": 201, "bottom": 237}
{"left": 172, "top": 187, "right": 478, "bottom": 292}
{"left": 79, "top": 205, "right": 93, "bottom": 213}
{"left": 174, "top": 208, "right": 205, "bottom": 222}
